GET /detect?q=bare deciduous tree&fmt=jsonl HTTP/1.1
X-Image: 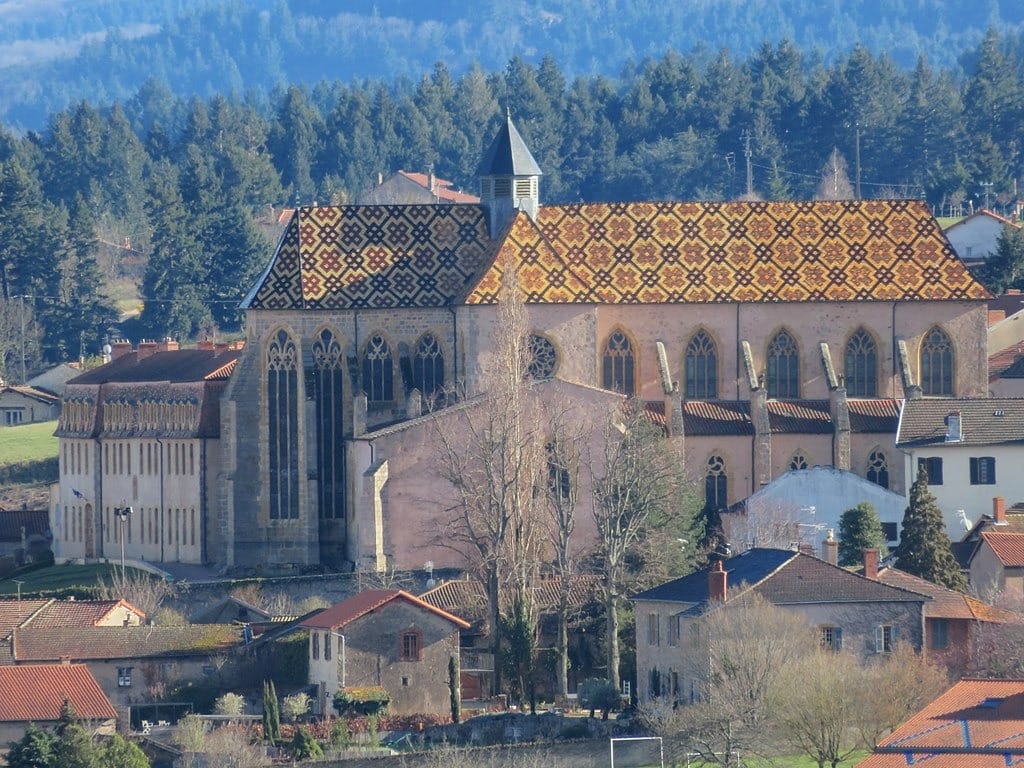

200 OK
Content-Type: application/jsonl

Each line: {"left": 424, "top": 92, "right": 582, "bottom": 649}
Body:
{"left": 96, "top": 567, "right": 176, "bottom": 618}
{"left": 202, "top": 725, "right": 270, "bottom": 768}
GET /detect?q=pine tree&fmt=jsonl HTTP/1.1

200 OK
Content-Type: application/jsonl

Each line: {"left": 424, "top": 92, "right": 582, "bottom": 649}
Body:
{"left": 894, "top": 466, "right": 967, "bottom": 590}
{"left": 838, "top": 501, "right": 888, "bottom": 565}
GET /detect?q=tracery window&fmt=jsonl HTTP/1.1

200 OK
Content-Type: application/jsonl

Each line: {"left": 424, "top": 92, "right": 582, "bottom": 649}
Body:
{"left": 312, "top": 328, "right": 346, "bottom": 520}
{"left": 919, "top": 327, "right": 954, "bottom": 396}
{"left": 685, "top": 330, "right": 718, "bottom": 399}
{"left": 267, "top": 329, "right": 299, "bottom": 520}
{"left": 704, "top": 455, "right": 728, "bottom": 511}
{"left": 527, "top": 334, "right": 558, "bottom": 380}
{"left": 767, "top": 330, "right": 799, "bottom": 398}
{"left": 867, "top": 450, "right": 889, "bottom": 489}
{"left": 362, "top": 334, "right": 394, "bottom": 403}
{"left": 845, "top": 328, "right": 877, "bottom": 397}
{"left": 412, "top": 333, "right": 445, "bottom": 398}
{"left": 789, "top": 452, "right": 808, "bottom": 471}
{"left": 602, "top": 330, "right": 635, "bottom": 396}
{"left": 546, "top": 441, "right": 572, "bottom": 508}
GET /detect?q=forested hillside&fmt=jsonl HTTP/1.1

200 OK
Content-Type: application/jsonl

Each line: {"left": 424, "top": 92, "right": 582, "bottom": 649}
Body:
{"left": 1, "top": 0, "right": 1023, "bottom": 128}
{"left": 1, "top": 31, "right": 1023, "bottom": 382}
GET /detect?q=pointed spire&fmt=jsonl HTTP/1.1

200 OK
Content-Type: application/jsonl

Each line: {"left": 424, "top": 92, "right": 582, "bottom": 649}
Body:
{"left": 477, "top": 111, "right": 542, "bottom": 178}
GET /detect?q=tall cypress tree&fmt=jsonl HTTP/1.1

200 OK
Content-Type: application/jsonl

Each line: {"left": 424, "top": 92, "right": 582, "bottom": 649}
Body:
{"left": 894, "top": 466, "right": 967, "bottom": 590}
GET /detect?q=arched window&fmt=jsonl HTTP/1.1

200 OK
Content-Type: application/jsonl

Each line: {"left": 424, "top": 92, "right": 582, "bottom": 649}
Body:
{"left": 546, "top": 441, "right": 572, "bottom": 509}
{"left": 789, "top": 452, "right": 808, "bottom": 471}
{"left": 412, "top": 333, "right": 445, "bottom": 398}
{"left": 685, "top": 330, "right": 718, "bottom": 399}
{"left": 602, "top": 329, "right": 635, "bottom": 396}
{"left": 867, "top": 450, "right": 889, "bottom": 489}
{"left": 845, "top": 328, "right": 877, "bottom": 397}
{"left": 919, "top": 327, "right": 954, "bottom": 396}
{"left": 312, "top": 329, "right": 345, "bottom": 520}
{"left": 267, "top": 329, "right": 299, "bottom": 520}
{"left": 528, "top": 334, "right": 558, "bottom": 379}
{"left": 705, "top": 455, "right": 728, "bottom": 510}
{"left": 362, "top": 334, "right": 394, "bottom": 403}
{"left": 767, "top": 330, "right": 799, "bottom": 398}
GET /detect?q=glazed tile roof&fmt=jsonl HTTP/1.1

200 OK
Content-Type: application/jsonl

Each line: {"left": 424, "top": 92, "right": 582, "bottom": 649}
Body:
{"left": 857, "top": 679, "right": 1024, "bottom": 768}
{"left": 300, "top": 589, "right": 470, "bottom": 631}
{"left": 682, "top": 400, "right": 754, "bottom": 436}
{"left": 981, "top": 532, "right": 1024, "bottom": 567}
{"left": 244, "top": 199, "right": 987, "bottom": 310}
{"left": 897, "top": 398, "right": 1024, "bottom": 446}
{"left": 11, "top": 624, "right": 242, "bottom": 661}
{"left": 875, "top": 567, "right": 1018, "bottom": 622}
{"left": 767, "top": 399, "right": 832, "bottom": 433}
{"left": 0, "top": 664, "right": 116, "bottom": 722}
{"left": 848, "top": 398, "right": 901, "bottom": 432}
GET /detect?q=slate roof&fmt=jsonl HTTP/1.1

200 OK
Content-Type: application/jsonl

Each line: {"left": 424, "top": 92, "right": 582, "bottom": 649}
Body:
{"left": 11, "top": 624, "right": 241, "bottom": 661}
{"left": 857, "top": 679, "right": 1024, "bottom": 768}
{"left": 300, "top": 589, "right": 470, "bottom": 631}
{"left": 980, "top": 532, "right": 1024, "bottom": 567}
{"left": 0, "top": 664, "right": 117, "bottom": 722}
{"left": 875, "top": 566, "right": 1018, "bottom": 622}
{"left": 0, "top": 385, "right": 61, "bottom": 405}
{"left": 632, "top": 548, "right": 926, "bottom": 614}
{"left": 67, "top": 349, "right": 241, "bottom": 385}
{"left": 897, "top": 398, "right": 1024, "bottom": 447}
{"left": 477, "top": 112, "right": 543, "bottom": 177}
{"left": 245, "top": 198, "right": 987, "bottom": 311}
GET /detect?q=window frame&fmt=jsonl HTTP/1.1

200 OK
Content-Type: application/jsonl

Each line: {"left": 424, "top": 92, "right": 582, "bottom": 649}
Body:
{"left": 930, "top": 618, "right": 949, "bottom": 651}
{"left": 601, "top": 329, "right": 636, "bottom": 397}
{"left": 766, "top": 329, "right": 800, "bottom": 399}
{"left": 647, "top": 613, "right": 661, "bottom": 646}
{"left": 685, "top": 330, "right": 718, "bottom": 399}
{"left": 875, "top": 624, "right": 895, "bottom": 654}
{"left": 918, "top": 456, "right": 944, "bottom": 485}
{"left": 919, "top": 326, "right": 954, "bottom": 396}
{"left": 400, "top": 629, "right": 423, "bottom": 662}
{"left": 844, "top": 328, "right": 878, "bottom": 397}
{"left": 819, "top": 625, "right": 842, "bottom": 652}
{"left": 970, "top": 456, "right": 996, "bottom": 485}
{"left": 117, "top": 666, "right": 132, "bottom": 687}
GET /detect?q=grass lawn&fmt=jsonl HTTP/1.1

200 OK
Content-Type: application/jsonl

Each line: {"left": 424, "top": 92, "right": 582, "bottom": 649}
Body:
{"left": 0, "top": 420, "right": 59, "bottom": 464}
{"left": 739, "top": 750, "right": 869, "bottom": 767}
{"left": 0, "top": 562, "right": 133, "bottom": 597}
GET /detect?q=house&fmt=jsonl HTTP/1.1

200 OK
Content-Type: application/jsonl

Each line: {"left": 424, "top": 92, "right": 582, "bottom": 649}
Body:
{"left": 721, "top": 465, "right": 905, "bottom": 553}
{"left": 953, "top": 496, "right": 1024, "bottom": 569}
{"left": 631, "top": 548, "right": 927, "bottom": 704}
{"left": 968, "top": 531, "right": 1024, "bottom": 600}
{"left": 300, "top": 588, "right": 470, "bottom": 718}
{"left": 0, "top": 383, "right": 60, "bottom": 425}
{"left": 943, "top": 208, "right": 1020, "bottom": 263}
{"left": 216, "top": 112, "right": 988, "bottom": 573}
{"left": 53, "top": 339, "right": 244, "bottom": 566}
{"left": 0, "top": 663, "right": 117, "bottom": 747}
{"left": 0, "top": 598, "right": 145, "bottom": 663}
{"left": 26, "top": 363, "right": 81, "bottom": 398}
{"left": 987, "top": 341, "right": 1024, "bottom": 397}
{"left": 856, "top": 678, "right": 1024, "bottom": 768}
{"left": 0, "top": 508, "right": 50, "bottom": 561}
{"left": 896, "top": 398, "right": 1024, "bottom": 538}
{"left": 359, "top": 169, "right": 480, "bottom": 204}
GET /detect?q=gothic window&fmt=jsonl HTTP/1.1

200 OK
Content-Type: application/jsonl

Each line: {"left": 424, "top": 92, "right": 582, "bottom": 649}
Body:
{"left": 546, "top": 442, "right": 572, "bottom": 508}
{"left": 362, "top": 334, "right": 394, "bottom": 403}
{"left": 267, "top": 329, "right": 299, "bottom": 520}
{"left": 920, "top": 327, "right": 954, "bottom": 396}
{"left": 412, "top": 333, "right": 445, "bottom": 398}
{"left": 527, "top": 334, "right": 558, "bottom": 379}
{"left": 867, "top": 450, "right": 889, "bottom": 489}
{"left": 685, "top": 330, "right": 718, "bottom": 399}
{"left": 705, "top": 455, "right": 728, "bottom": 510}
{"left": 602, "top": 329, "right": 635, "bottom": 396}
{"left": 789, "top": 452, "right": 808, "bottom": 471}
{"left": 767, "top": 330, "right": 799, "bottom": 398}
{"left": 312, "top": 329, "right": 346, "bottom": 520}
{"left": 845, "top": 328, "right": 877, "bottom": 397}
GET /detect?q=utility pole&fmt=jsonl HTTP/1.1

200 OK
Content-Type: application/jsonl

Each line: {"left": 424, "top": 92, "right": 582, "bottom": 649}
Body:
{"left": 17, "top": 296, "right": 25, "bottom": 384}
{"left": 980, "top": 182, "right": 994, "bottom": 210}
{"left": 740, "top": 130, "right": 754, "bottom": 197}
{"left": 855, "top": 122, "right": 862, "bottom": 200}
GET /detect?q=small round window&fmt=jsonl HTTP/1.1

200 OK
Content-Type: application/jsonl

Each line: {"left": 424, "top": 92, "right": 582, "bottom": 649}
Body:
{"left": 527, "top": 334, "right": 558, "bottom": 379}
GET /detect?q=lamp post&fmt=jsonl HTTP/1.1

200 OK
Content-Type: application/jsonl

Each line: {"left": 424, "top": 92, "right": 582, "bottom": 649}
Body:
{"left": 114, "top": 503, "right": 133, "bottom": 578}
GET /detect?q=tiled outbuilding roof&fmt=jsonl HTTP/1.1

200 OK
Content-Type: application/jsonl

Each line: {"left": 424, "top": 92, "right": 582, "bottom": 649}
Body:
{"left": 857, "top": 679, "right": 1024, "bottom": 768}
{"left": 897, "top": 398, "right": 1024, "bottom": 446}
{"left": 300, "top": 589, "right": 470, "bottom": 631}
{"left": 0, "top": 599, "right": 50, "bottom": 640}
{"left": 682, "top": 400, "right": 753, "bottom": 436}
{"left": 20, "top": 599, "right": 145, "bottom": 630}
{"left": 399, "top": 171, "right": 480, "bottom": 203}
{"left": 0, "top": 664, "right": 116, "bottom": 722}
{"left": 11, "top": 624, "right": 241, "bottom": 661}
{"left": 0, "top": 385, "right": 61, "bottom": 405}
{"left": 419, "top": 575, "right": 600, "bottom": 620}
{"left": 980, "top": 531, "right": 1024, "bottom": 567}
{"left": 875, "top": 567, "right": 1018, "bottom": 622}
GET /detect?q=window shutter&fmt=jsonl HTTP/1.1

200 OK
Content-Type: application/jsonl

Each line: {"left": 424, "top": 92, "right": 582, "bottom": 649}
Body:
{"left": 970, "top": 457, "right": 979, "bottom": 484}
{"left": 989, "top": 458, "right": 996, "bottom": 484}
{"left": 932, "top": 459, "right": 943, "bottom": 485}
{"left": 875, "top": 625, "right": 883, "bottom": 653}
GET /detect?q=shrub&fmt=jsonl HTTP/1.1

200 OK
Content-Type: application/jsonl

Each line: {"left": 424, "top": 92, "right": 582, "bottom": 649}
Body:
{"left": 578, "top": 678, "right": 620, "bottom": 719}
{"left": 289, "top": 726, "right": 323, "bottom": 759}
{"left": 214, "top": 692, "right": 246, "bottom": 717}
{"left": 281, "top": 692, "right": 311, "bottom": 723}
{"left": 333, "top": 686, "right": 390, "bottom": 718}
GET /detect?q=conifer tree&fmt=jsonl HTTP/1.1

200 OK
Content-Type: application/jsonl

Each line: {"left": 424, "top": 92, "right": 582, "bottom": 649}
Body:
{"left": 894, "top": 466, "right": 967, "bottom": 590}
{"left": 838, "top": 501, "right": 888, "bottom": 566}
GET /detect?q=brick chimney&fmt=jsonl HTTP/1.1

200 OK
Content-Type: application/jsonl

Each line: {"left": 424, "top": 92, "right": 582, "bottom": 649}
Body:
{"left": 822, "top": 534, "right": 838, "bottom": 566}
{"left": 864, "top": 548, "right": 879, "bottom": 580}
{"left": 708, "top": 559, "right": 727, "bottom": 603}
{"left": 111, "top": 341, "right": 133, "bottom": 360}
{"left": 994, "top": 496, "right": 1007, "bottom": 525}
{"left": 197, "top": 340, "right": 214, "bottom": 351}
{"left": 155, "top": 338, "right": 179, "bottom": 353}
{"left": 136, "top": 340, "right": 158, "bottom": 360}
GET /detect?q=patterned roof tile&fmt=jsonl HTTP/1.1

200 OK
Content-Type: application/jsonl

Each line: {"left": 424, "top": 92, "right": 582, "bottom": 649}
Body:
{"left": 897, "top": 398, "right": 1024, "bottom": 446}
{"left": 0, "top": 664, "right": 116, "bottom": 722}
{"left": 682, "top": 400, "right": 753, "bottom": 436}
{"left": 981, "top": 531, "right": 1024, "bottom": 567}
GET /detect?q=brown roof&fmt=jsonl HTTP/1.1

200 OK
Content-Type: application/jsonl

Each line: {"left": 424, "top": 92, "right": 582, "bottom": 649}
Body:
{"left": 0, "top": 385, "right": 61, "bottom": 405}
{"left": 857, "top": 679, "right": 1024, "bottom": 768}
{"left": 68, "top": 348, "right": 242, "bottom": 385}
{"left": 21, "top": 599, "right": 145, "bottom": 630}
{"left": 682, "top": 400, "right": 753, "bottom": 436}
{"left": 0, "top": 664, "right": 116, "bottom": 722}
{"left": 419, "top": 575, "right": 601, "bottom": 621}
{"left": 0, "top": 509, "right": 50, "bottom": 541}
{"left": 848, "top": 398, "right": 901, "bottom": 432}
{"left": 0, "top": 599, "right": 50, "bottom": 640}
{"left": 767, "top": 399, "right": 832, "bottom": 434}
{"left": 399, "top": 171, "right": 480, "bottom": 203}
{"left": 897, "top": 398, "right": 1024, "bottom": 446}
{"left": 752, "top": 553, "right": 926, "bottom": 605}
{"left": 875, "top": 567, "right": 1018, "bottom": 622}
{"left": 988, "top": 342, "right": 1024, "bottom": 381}
{"left": 12, "top": 624, "right": 241, "bottom": 661}
{"left": 981, "top": 532, "right": 1024, "bottom": 567}
{"left": 300, "top": 589, "right": 470, "bottom": 631}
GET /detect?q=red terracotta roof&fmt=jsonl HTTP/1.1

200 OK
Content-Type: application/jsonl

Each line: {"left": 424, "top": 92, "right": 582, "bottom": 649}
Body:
{"left": 767, "top": 399, "right": 832, "bottom": 434}
{"left": 981, "top": 531, "right": 1024, "bottom": 567}
{"left": 0, "top": 664, "right": 116, "bottom": 722}
{"left": 682, "top": 400, "right": 753, "bottom": 436}
{"left": 0, "top": 599, "right": 50, "bottom": 639}
{"left": 643, "top": 400, "right": 666, "bottom": 427}
{"left": 399, "top": 171, "right": 480, "bottom": 203}
{"left": 21, "top": 599, "right": 145, "bottom": 630}
{"left": 12, "top": 624, "right": 241, "bottom": 661}
{"left": 876, "top": 567, "right": 1018, "bottom": 623}
{"left": 857, "top": 679, "right": 1024, "bottom": 768}
{"left": 419, "top": 575, "right": 600, "bottom": 620}
{"left": 300, "top": 589, "right": 470, "bottom": 631}
{"left": 989, "top": 343, "right": 1024, "bottom": 382}
{"left": 848, "top": 398, "right": 900, "bottom": 432}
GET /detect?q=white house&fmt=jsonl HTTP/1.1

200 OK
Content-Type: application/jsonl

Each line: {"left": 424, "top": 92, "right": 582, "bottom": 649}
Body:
{"left": 896, "top": 398, "right": 1024, "bottom": 538}
{"left": 943, "top": 209, "right": 1020, "bottom": 263}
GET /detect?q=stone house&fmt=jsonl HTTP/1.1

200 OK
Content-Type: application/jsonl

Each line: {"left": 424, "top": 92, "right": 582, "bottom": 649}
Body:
{"left": 0, "top": 598, "right": 146, "bottom": 663}
{"left": 300, "top": 589, "right": 469, "bottom": 718}
{"left": 359, "top": 169, "right": 480, "bottom": 204}
{"left": 0, "top": 383, "right": 60, "bottom": 425}
{"left": 631, "top": 548, "right": 927, "bottom": 704}
{"left": 969, "top": 531, "right": 1024, "bottom": 600}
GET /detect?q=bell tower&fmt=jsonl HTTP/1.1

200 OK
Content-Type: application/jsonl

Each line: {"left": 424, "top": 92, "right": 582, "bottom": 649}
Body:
{"left": 478, "top": 109, "right": 542, "bottom": 236}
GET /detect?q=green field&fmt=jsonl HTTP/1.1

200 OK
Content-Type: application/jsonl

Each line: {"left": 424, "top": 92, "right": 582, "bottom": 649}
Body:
{"left": 0, "top": 562, "right": 129, "bottom": 597}
{"left": 0, "top": 420, "right": 59, "bottom": 464}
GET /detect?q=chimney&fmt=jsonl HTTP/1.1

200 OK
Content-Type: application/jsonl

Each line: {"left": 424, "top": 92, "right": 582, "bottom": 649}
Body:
{"left": 994, "top": 496, "right": 1007, "bottom": 525}
{"left": 111, "top": 341, "right": 133, "bottom": 360}
{"left": 156, "top": 338, "right": 179, "bottom": 353}
{"left": 822, "top": 533, "right": 838, "bottom": 566}
{"left": 197, "top": 340, "right": 215, "bottom": 351}
{"left": 708, "top": 560, "right": 727, "bottom": 603}
{"left": 864, "top": 548, "right": 879, "bottom": 580}
{"left": 136, "top": 340, "right": 158, "bottom": 360}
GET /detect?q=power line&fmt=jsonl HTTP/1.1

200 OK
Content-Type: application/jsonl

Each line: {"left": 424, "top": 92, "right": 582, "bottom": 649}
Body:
{"left": 750, "top": 161, "right": 924, "bottom": 193}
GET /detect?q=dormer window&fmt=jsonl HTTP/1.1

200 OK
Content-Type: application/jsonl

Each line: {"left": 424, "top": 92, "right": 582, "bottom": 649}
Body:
{"left": 945, "top": 411, "right": 962, "bottom": 442}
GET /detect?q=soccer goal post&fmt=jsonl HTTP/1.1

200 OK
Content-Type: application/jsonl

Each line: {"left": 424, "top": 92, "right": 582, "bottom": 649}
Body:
{"left": 609, "top": 736, "right": 664, "bottom": 768}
